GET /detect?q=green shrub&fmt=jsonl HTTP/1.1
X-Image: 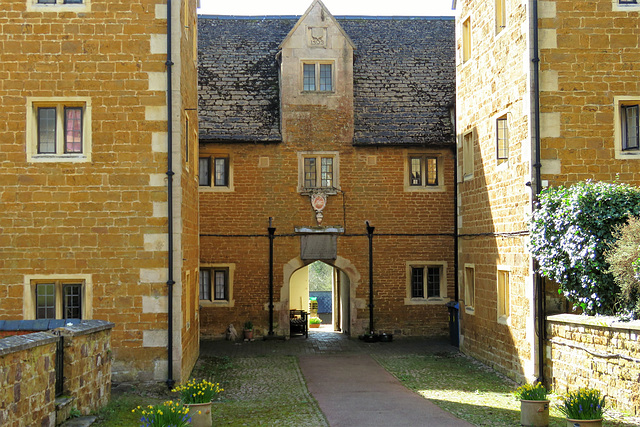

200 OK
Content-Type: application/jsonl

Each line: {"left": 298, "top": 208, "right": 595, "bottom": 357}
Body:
{"left": 557, "top": 388, "right": 606, "bottom": 420}
{"left": 309, "top": 317, "right": 322, "bottom": 324}
{"left": 530, "top": 180, "right": 640, "bottom": 315}
{"left": 605, "top": 216, "right": 640, "bottom": 318}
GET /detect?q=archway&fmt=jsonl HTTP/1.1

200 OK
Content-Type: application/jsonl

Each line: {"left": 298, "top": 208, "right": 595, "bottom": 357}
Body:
{"left": 280, "top": 256, "right": 361, "bottom": 337}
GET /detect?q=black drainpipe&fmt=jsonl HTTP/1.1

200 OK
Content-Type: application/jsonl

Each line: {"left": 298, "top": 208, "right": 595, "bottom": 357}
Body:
{"left": 532, "top": 0, "right": 545, "bottom": 384}
{"left": 366, "top": 221, "right": 375, "bottom": 333}
{"left": 165, "top": 0, "right": 175, "bottom": 391}
{"left": 268, "top": 218, "right": 275, "bottom": 336}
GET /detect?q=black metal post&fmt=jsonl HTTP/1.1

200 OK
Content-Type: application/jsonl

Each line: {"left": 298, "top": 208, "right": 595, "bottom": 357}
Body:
{"left": 268, "top": 217, "right": 276, "bottom": 336}
{"left": 366, "top": 221, "right": 375, "bottom": 333}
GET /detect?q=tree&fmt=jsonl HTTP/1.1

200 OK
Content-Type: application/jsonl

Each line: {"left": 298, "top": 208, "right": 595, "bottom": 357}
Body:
{"left": 308, "top": 261, "right": 332, "bottom": 292}
{"left": 605, "top": 216, "right": 640, "bottom": 318}
{"left": 529, "top": 181, "right": 640, "bottom": 315}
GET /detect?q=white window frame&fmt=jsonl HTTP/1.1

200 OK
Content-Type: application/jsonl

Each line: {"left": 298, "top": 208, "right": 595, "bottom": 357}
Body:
{"left": 301, "top": 61, "right": 334, "bottom": 93}
{"left": 199, "top": 264, "right": 235, "bottom": 308}
{"left": 297, "top": 151, "right": 340, "bottom": 194}
{"left": 26, "top": 0, "right": 91, "bottom": 13}
{"left": 462, "top": 130, "right": 474, "bottom": 180}
{"left": 613, "top": 0, "right": 640, "bottom": 12}
{"left": 462, "top": 17, "right": 472, "bottom": 63}
{"left": 23, "top": 274, "right": 93, "bottom": 320}
{"left": 26, "top": 97, "right": 92, "bottom": 163}
{"left": 497, "top": 266, "right": 511, "bottom": 325}
{"left": 613, "top": 96, "right": 640, "bottom": 160}
{"left": 496, "top": 114, "right": 509, "bottom": 165}
{"left": 404, "top": 150, "right": 446, "bottom": 192}
{"left": 464, "top": 264, "right": 475, "bottom": 315}
{"left": 404, "top": 261, "right": 449, "bottom": 306}
{"left": 198, "top": 153, "right": 234, "bottom": 192}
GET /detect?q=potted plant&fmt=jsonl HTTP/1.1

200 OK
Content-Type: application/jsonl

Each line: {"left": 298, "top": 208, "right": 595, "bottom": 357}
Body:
{"left": 515, "top": 382, "right": 549, "bottom": 427}
{"left": 309, "top": 317, "right": 322, "bottom": 328}
{"left": 558, "top": 388, "right": 606, "bottom": 427}
{"left": 243, "top": 321, "right": 253, "bottom": 340}
{"left": 133, "top": 400, "right": 191, "bottom": 427}
{"left": 172, "top": 379, "right": 224, "bottom": 427}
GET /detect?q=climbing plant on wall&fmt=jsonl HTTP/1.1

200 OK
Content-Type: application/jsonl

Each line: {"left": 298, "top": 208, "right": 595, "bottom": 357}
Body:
{"left": 530, "top": 180, "right": 640, "bottom": 315}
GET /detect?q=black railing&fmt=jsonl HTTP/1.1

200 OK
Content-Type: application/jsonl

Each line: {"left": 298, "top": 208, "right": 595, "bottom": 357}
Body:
{"left": 55, "top": 336, "right": 64, "bottom": 397}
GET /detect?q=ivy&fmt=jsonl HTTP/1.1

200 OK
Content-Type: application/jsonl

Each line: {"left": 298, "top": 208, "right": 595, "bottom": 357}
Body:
{"left": 530, "top": 181, "right": 640, "bottom": 315}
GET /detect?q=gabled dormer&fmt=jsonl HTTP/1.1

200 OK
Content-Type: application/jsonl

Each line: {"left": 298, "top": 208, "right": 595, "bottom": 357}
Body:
{"left": 278, "top": 0, "right": 355, "bottom": 143}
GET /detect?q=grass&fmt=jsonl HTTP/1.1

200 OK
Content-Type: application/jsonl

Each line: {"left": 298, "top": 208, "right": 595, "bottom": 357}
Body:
{"left": 93, "top": 351, "right": 640, "bottom": 427}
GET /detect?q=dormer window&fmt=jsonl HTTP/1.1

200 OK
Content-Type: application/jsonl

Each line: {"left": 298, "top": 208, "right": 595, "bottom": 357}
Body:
{"left": 302, "top": 62, "right": 333, "bottom": 92}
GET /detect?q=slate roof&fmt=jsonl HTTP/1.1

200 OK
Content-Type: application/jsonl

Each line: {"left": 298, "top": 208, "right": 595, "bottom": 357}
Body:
{"left": 198, "top": 16, "right": 455, "bottom": 146}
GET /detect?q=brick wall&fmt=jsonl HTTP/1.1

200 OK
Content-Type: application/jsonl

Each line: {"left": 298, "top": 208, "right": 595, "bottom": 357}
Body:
{"left": 547, "top": 314, "right": 640, "bottom": 415}
{"left": 455, "top": 0, "right": 536, "bottom": 382}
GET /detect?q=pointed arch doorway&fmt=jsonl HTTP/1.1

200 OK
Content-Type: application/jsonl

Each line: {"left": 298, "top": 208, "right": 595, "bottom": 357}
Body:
{"left": 282, "top": 256, "right": 358, "bottom": 336}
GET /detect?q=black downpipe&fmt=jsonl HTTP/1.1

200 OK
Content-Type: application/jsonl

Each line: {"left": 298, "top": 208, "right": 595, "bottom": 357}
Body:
{"left": 268, "top": 218, "right": 275, "bottom": 336}
{"left": 532, "top": 0, "right": 545, "bottom": 384}
{"left": 366, "top": 221, "right": 375, "bottom": 333}
{"left": 165, "top": 0, "right": 175, "bottom": 391}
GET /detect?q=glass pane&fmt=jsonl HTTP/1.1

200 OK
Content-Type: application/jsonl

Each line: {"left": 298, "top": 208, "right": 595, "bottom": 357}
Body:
{"left": 624, "top": 105, "right": 639, "bottom": 150}
{"left": 36, "top": 283, "right": 56, "bottom": 319}
{"left": 496, "top": 117, "right": 508, "bottom": 159}
{"left": 319, "top": 64, "right": 332, "bottom": 91}
{"left": 465, "top": 268, "right": 475, "bottom": 307}
{"left": 426, "top": 157, "right": 438, "bottom": 186}
{"left": 63, "top": 284, "right": 82, "bottom": 319}
{"left": 410, "top": 157, "right": 422, "bottom": 186}
{"left": 411, "top": 267, "right": 424, "bottom": 298}
{"left": 498, "top": 271, "right": 509, "bottom": 317}
{"left": 199, "top": 157, "right": 210, "bottom": 186}
{"left": 38, "top": 0, "right": 56, "bottom": 3}
{"left": 427, "top": 267, "right": 440, "bottom": 298}
{"left": 64, "top": 107, "right": 83, "bottom": 153}
{"left": 199, "top": 269, "right": 211, "bottom": 300}
{"left": 303, "top": 64, "right": 316, "bottom": 91}
{"left": 214, "top": 270, "right": 226, "bottom": 300}
{"left": 64, "top": 0, "right": 83, "bottom": 4}
{"left": 304, "top": 157, "right": 316, "bottom": 188}
{"left": 320, "top": 157, "right": 333, "bottom": 187}
{"left": 38, "top": 107, "right": 57, "bottom": 153}
{"left": 214, "top": 157, "right": 228, "bottom": 186}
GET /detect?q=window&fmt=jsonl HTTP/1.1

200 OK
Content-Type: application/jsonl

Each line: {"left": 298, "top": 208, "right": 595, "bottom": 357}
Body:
{"left": 298, "top": 152, "right": 339, "bottom": 193}
{"left": 613, "top": 97, "right": 640, "bottom": 159}
{"left": 619, "top": 0, "right": 638, "bottom": 4}
{"left": 614, "top": 0, "right": 640, "bottom": 11}
{"left": 496, "top": 115, "right": 508, "bottom": 162}
{"left": 496, "top": 0, "right": 506, "bottom": 34}
{"left": 409, "top": 156, "right": 438, "bottom": 187}
{"left": 28, "top": 0, "right": 90, "bottom": 12}
{"left": 199, "top": 265, "right": 234, "bottom": 306}
{"left": 462, "top": 18, "right": 471, "bottom": 63}
{"left": 621, "top": 104, "right": 639, "bottom": 151}
{"left": 199, "top": 155, "right": 231, "bottom": 190}
{"left": 462, "top": 131, "right": 474, "bottom": 179}
{"left": 36, "top": 282, "right": 83, "bottom": 319}
{"left": 497, "top": 268, "right": 510, "bottom": 323}
{"left": 26, "top": 98, "right": 91, "bottom": 162}
{"left": 405, "top": 262, "right": 448, "bottom": 305}
{"left": 185, "top": 118, "right": 189, "bottom": 163}
{"left": 302, "top": 62, "right": 333, "bottom": 92}
{"left": 464, "top": 265, "right": 475, "bottom": 313}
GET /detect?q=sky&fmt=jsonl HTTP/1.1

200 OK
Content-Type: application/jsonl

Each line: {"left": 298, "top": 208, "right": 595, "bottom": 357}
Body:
{"left": 197, "top": 0, "right": 455, "bottom": 17}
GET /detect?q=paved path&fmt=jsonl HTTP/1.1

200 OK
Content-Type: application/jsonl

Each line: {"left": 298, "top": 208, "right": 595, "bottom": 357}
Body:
{"left": 201, "top": 329, "right": 473, "bottom": 426}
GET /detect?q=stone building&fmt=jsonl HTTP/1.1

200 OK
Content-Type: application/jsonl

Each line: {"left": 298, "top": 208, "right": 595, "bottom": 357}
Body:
{"left": 197, "top": 1, "right": 456, "bottom": 339}
{"left": 454, "top": 0, "right": 640, "bottom": 383}
{"left": 0, "top": 0, "right": 200, "bottom": 384}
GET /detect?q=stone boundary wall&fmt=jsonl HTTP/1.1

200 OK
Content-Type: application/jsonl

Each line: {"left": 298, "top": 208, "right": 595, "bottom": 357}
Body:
{"left": 546, "top": 314, "right": 640, "bottom": 415}
{"left": 0, "top": 320, "right": 114, "bottom": 426}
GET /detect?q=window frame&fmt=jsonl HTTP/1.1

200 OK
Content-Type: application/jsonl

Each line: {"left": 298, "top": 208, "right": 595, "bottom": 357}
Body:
{"left": 198, "top": 152, "right": 234, "bottom": 192}
{"left": 613, "top": 96, "right": 640, "bottom": 159}
{"left": 199, "top": 264, "right": 235, "bottom": 307}
{"left": 26, "top": 97, "right": 92, "bottom": 163}
{"left": 462, "top": 17, "right": 471, "bottom": 63}
{"left": 297, "top": 151, "right": 340, "bottom": 194}
{"left": 464, "top": 264, "right": 475, "bottom": 314}
{"left": 404, "top": 261, "right": 448, "bottom": 305}
{"left": 462, "top": 131, "right": 474, "bottom": 180}
{"left": 613, "top": 0, "right": 640, "bottom": 11}
{"left": 495, "top": 0, "right": 507, "bottom": 34}
{"left": 621, "top": 104, "right": 639, "bottom": 151}
{"left": 497, "top": 267, "right": 511, "bottom": 325}
{"left": 496, "top": 115, "right": 509, "bottom": 163}
{"left": 301, "top": 61, "right": 334, "bottom": 93}
{"left": 27, "top": 0, "right": 90, "bottom": 12}
{"left": 404, "top": 150, "right": 446, "bottom": 192}
{"left": 24, "top": 275, "right": 93, "bottom": 320}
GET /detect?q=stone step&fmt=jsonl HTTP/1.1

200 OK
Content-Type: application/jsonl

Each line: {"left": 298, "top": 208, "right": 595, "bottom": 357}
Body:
{"left": 59, "top": 416, "right": 96, "bottom": 427}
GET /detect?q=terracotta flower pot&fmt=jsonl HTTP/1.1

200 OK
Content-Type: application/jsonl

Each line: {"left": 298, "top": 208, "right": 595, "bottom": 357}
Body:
{"left": 566, "top": 419, "right": 603, "bottom": 427}
{"left": 186, "top": 401, "right": 212, "bottom": 427}
{"left": 309, "top": 323, "right": 320, "bottom": 328}
{"left": 520, "top": 399, "right": 549, "bottom": 427}
{"left": 243, "top": 329, "right": 253, "bottom": 340}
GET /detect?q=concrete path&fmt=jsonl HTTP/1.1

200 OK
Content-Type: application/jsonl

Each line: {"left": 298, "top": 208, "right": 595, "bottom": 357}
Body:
{"left": 299, "top": 353, "right": 473, "bottom": 427}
